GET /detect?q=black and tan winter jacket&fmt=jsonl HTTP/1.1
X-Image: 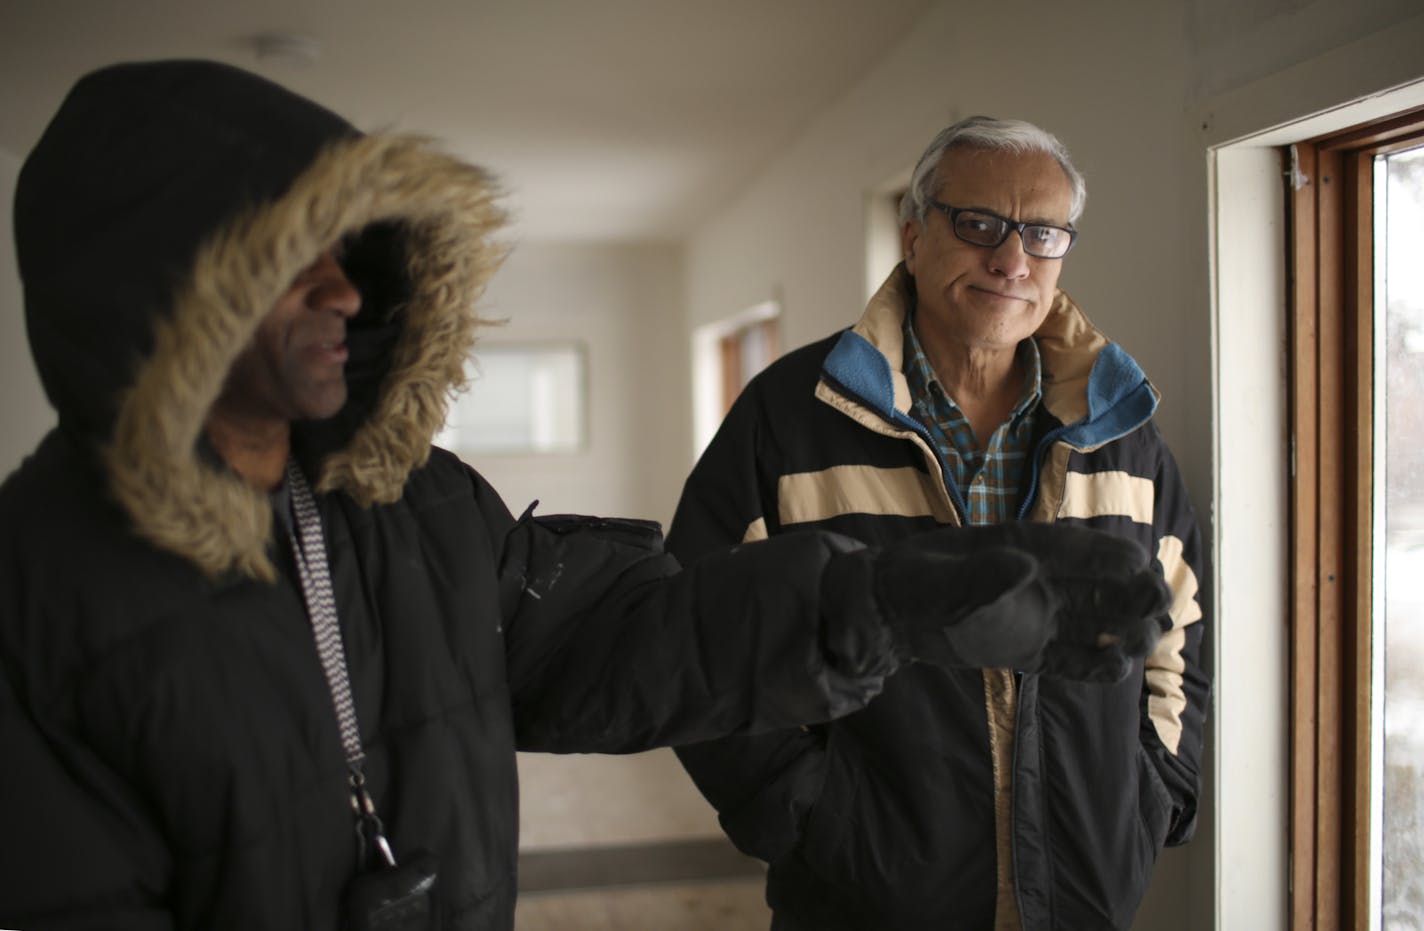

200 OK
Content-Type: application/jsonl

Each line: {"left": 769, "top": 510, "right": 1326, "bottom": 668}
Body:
{"left": 0, "top": 60, "right": 908, "bottom": 930}
{"left": 669, "top": 265, "right": 1210, "bottom": 930}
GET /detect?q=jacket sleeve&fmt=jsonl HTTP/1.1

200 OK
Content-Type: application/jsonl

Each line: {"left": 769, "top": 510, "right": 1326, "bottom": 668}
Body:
{"left": 499, "top": 510, "right": 898, "bottom": 756}
{"left": 0, "top": 663, "right": 174, "bottom": 931}
{"left": 668, "top": 382, "right": 835, "bottom": 865}
{"left": 1141, "top": 429, "right": 1212, "bottom": 846}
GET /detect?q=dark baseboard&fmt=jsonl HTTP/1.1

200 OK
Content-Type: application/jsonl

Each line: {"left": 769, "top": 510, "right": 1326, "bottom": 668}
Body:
{"left": 518, "top": 837, "right": 766, "bottom": 894}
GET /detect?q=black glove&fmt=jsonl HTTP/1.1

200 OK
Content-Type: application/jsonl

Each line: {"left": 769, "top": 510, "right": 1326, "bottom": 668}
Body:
{"left": 822, "top": 522, "right": 1172, "bottom": 683}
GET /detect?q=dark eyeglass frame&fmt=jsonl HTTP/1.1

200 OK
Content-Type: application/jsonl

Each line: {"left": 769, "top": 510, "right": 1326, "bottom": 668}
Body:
{"left": 927, "top": 199, "right": 1078, "bottom": 259}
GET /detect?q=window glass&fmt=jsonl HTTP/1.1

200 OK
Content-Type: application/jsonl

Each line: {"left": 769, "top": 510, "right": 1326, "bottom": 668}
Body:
{"left": 1380, "top": 143, "right": 1424, "bottom": 928}
{"left": 436, "top": 343, "right": 586, "bottom": 454}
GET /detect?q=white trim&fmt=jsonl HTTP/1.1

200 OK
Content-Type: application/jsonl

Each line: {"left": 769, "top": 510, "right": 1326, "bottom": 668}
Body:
{"left": 863, "top": 186, "right": 906, "bottom": 305}
{"left": 1369, "top": 150, "right": 1388, "bottom": 931}
{"left": 1211, "top": 140, "right": 1291, "bottom": 930}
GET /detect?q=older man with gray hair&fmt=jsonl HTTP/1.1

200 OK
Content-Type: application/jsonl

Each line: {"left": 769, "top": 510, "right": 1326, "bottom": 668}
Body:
{"left": 667, "top": 116, "right": 1210, "bottom": 929}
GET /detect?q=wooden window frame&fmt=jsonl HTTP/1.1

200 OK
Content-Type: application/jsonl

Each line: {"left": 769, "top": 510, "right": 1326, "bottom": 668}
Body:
{"left": 1288, "top": 107, "right": 1424, "bottom": 931}
{"left": 717, "top": 317, "right": 780, "bottom": 415}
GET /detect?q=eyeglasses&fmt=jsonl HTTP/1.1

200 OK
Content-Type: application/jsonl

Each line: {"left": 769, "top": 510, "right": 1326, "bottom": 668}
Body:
{"left": 927, "top": 200, "right": 1077, "bottom": 259}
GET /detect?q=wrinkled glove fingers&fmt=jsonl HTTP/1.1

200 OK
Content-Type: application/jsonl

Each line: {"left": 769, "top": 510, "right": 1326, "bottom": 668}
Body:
{"left": 972, "top": 522, "right": 1153, "bottom": 576}
{"left": 1035, "top": 532, "right": 1154, "bottom": 578}
{"left": 1055, "top": 607, "right": 1165, "bottom": 661}
{"left": 881, "top": 548, "right": 1053, "bottom": 670}
{"left": 1051, "top": 571, "right": 1170, "bottom": 636}
{"left": 1098, "top": 612, "right": 1168, "bottom": 657}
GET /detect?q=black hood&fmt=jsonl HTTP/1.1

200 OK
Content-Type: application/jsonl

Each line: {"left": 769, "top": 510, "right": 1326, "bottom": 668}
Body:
{"left": 16, "top": 60, "right": 356, "bottom": 442}
{"left": 13, "top": 60, "right": 506, "bottom": 580}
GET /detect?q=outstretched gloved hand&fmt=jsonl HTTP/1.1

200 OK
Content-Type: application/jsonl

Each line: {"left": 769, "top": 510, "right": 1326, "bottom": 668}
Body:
{"left": 821, "top": 522, "right": 1172, "bottom": 683}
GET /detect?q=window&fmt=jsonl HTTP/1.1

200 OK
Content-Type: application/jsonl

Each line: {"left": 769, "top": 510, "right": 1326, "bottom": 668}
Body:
{"left": 717, "top": 317, "right": 779, "bottom": 415}
{"left": 1287, "top": 107, "right": 1424, "bottom": 930}
{"left": 691, "top": 302, "right": 780, "bottom": 456}
{"left": 1377, "top": 140, "right": 1424, "bottom": 931}
{"left": 436, "top": 342, "right": 587, "bottom": 454}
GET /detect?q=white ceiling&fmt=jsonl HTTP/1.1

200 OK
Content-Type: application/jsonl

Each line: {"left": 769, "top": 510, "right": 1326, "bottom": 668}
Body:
{"left": 0, "top": 0, "right": 935, "bottom": 242}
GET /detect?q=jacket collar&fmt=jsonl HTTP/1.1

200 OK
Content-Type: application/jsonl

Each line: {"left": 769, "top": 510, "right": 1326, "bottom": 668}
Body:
{"left": 822, "top": 263, "right": 1158, "bottom": 448}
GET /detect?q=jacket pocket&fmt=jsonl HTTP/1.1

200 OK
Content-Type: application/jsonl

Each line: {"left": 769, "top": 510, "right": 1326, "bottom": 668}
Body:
{"left": 796, "top": 729, "right": 861, "bottom": 882}
{"left": 1136, "top": 743, "right": 1173, "bottom": 854}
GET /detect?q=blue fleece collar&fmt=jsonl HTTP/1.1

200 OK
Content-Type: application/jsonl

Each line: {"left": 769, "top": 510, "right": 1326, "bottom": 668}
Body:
{"left": 823, "top": 330, "right": 908, "bottom": 425}
{"left": 822, "top": 331, "right": 1157, "bottom": 447}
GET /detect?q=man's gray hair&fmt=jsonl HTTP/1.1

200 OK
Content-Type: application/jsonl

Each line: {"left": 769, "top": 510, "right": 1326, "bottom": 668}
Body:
{"left": 898, "top": 115, "right": 1086, "bottom": 227}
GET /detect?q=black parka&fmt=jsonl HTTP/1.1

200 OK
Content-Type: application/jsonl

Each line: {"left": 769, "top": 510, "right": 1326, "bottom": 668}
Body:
{"left": 0, "top": 60, "right": 899, "bottom": 930}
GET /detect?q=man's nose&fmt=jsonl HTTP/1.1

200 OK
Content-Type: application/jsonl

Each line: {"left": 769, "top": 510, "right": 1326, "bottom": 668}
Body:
{"left": 308, "top": 251, "right": 362, "bottom": 318}
{"left": 987, "top": 232, "right": 1032, "bottom": 279}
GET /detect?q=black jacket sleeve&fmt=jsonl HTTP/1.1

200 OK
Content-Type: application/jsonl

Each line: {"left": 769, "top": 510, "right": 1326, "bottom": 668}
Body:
{"left": 663, "top": 380, "right": 834, "bottom": 864}
{"left": 0, "top": 663, "right": 174, "bottom": 930}
{"left": 499, "top": 510, "right": 897, "bottom": 754}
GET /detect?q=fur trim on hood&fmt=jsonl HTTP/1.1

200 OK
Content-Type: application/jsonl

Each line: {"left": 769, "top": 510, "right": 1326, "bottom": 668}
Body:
{"left": 105, "top": 133, "right": 506, "bottom": 582}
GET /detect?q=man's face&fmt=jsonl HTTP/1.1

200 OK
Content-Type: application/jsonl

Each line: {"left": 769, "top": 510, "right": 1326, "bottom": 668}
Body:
{"left": 902, "top": 147, "right": 1074, "bottom": 356}
{"left": 220, "top": 247, "right": 362, "bottom": 424}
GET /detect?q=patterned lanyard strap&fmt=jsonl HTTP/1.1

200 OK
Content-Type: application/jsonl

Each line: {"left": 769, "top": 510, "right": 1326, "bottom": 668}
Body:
{"left": 285, "top": 458, "right": 397, "bottom": 869}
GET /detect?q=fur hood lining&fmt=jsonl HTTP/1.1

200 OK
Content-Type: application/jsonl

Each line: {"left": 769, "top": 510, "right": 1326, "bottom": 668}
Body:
{"left": 104, "top": 134, "right": 507, "bottom": 582}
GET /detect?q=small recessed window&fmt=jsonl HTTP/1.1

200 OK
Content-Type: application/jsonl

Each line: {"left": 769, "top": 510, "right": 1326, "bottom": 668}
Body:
{"left": 691, "top": 302, "right": 780, "bottom": 457}
{"left": 437, "top": 342, "right": 587, "bottom": 454}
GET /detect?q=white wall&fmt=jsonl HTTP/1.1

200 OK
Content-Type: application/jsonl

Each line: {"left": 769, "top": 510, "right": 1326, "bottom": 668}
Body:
{"left": 456, "top": 240, "right": 718, "bottom": 855}
{"left": 466, "top": 239, "right": 690, "bottom": 528}
{"left": 1186, "top": 0, "right": 1423, "bottom": 100}
{"left": 0, "top": 148, "right": 55, "bottom": 477}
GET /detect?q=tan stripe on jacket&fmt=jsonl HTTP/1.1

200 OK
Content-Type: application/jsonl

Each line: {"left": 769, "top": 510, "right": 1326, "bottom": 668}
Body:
{"left": 1058, "top": 470, "right": 1154, "bottom": 524}
{"left": 1147, "top": 534, "right": 1203, "bottom": 754}
{"left": 777, "top": 465, "right": 951, "bottom": 526}
{"left": 1060, "top": 469, "right": 1202, "bottom": 755}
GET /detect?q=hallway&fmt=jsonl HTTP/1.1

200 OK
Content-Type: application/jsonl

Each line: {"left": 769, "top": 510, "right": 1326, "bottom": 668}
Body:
{"left": 515, "top": 837, "right": 770, "bottom": 930}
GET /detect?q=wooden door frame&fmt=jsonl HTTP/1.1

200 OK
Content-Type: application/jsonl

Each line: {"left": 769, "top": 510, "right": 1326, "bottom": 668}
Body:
{"left": 1287, "top": 107, "right": 1424, "bottom": 931}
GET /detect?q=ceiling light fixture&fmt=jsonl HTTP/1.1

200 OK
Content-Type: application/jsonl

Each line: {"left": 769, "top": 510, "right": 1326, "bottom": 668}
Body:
{"left": 252, "top": 32, "right": 322, "bottom": 67}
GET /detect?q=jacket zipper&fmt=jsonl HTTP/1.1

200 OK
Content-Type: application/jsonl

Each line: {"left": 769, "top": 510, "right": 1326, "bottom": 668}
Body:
{"left": 1017, "top": 425, "right": 1068, "bottom": 520}
{"left": 1010, "top": 669, "right": 1033, "bottom": 929}
{"left": 820, "top": 374, "right": 970, "bottom": 521}
{"left": 824, "top": 342, "right": 1158, "bottom": 928}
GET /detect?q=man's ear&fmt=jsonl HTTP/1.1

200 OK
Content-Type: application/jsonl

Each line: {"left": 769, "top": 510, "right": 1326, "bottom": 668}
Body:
{"left": 902, "top": 219, "right": 921, "bottom": 271}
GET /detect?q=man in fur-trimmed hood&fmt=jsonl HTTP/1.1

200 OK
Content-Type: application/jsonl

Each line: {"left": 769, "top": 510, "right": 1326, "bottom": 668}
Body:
{"left": 0, "top": 61, "right": 1172, "bottom": 930}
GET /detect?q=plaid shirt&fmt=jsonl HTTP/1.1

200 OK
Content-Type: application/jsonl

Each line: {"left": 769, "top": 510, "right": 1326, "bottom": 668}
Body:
{"left": 902, "top": 314, "right": 1042, "bottom": 527}
{"left": 903, "top": 311, "right": 1044, "bottom": 928}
